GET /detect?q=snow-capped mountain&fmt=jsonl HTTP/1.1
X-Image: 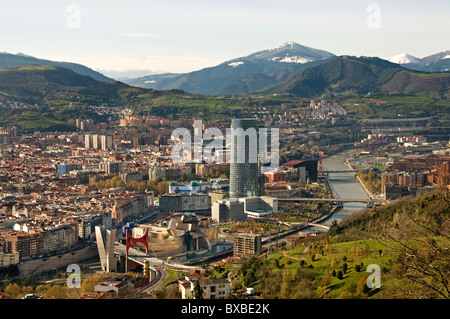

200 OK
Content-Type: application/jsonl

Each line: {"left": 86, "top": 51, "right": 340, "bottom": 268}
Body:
{"left": 388, "top": 50, "right": 450, "bottom": 72}
{"left": 121, "top": 44, "right": 449, "bottom": 96}
{"left": 416, "top": 50, "right": 450, "bottom": 72}
{"left": 387, "top": 53, "right": 420, "bottom": 65}
{"left": 123, "top": 42, "right": 336, "bottom": 95}
{"left": 240, "top": 41, "right": 335, "bottom": 64}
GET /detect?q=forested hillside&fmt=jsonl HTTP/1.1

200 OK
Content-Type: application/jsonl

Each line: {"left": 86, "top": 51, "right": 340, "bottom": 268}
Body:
{"left": 225, "top": 188, "right": 449, "bottom": 299}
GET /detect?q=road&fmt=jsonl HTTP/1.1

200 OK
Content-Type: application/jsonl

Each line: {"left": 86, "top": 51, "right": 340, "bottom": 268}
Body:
{"left": 114, "top": 242, "right": 200, "bottom": 296}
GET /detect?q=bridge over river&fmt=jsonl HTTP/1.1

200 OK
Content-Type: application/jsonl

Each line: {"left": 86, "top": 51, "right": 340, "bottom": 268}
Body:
{"left": 317, "top": 167, "right": 378, "bottom": 179}
{"left": 318, "top": 169, "right": 365, "bottom": 174}
{"left": 278, "top": 197, "right": 384, "bottom": 208}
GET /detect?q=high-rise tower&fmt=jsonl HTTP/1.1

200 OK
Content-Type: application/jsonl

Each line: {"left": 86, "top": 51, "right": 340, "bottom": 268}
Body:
{"left": 229, "top": 118, "right": 262, "bottom": 199}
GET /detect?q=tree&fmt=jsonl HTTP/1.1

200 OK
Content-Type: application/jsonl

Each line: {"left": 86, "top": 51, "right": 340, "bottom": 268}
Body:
{"left": 293, "top": 267, "right": 317, "bottom": 299}
{"left": 356, "top": 276, "right": 370, "bottom": 295}
{"left": 47, "top": 284, "right": 69, "bottom": 299}
{"left": 193, "top": 280, "right": 203, "bottom": 299}
{"left": 81, "top": 275, "right": 107, "bottom": 294}
{"left": 342, "top": 262, "right": 348, "bottom": 273}
{"left": 35, "top": 284, "right": 50, "bottom": 297}
{"left": 157, "top": 284, "right": 181, "bottom": 299}
{"left": 279, "top": 270, "right": 292, "bottom": 299}
{"left": 261, "top": 270, "right": 282, "bottom": 298}
{"left": 156, "top": 180, "right": 169, "bottom": 196}
{"left": 21, "top": 286, "right": 33, "bottom": 296}
{"left": 319, "top": 274, "right": 332, "bottom": 288}
{"left": 382, "top": 188, "right": 450, "bottom": 298}
{"left": 3, "top": 283, "right": 21, "bottom": 298}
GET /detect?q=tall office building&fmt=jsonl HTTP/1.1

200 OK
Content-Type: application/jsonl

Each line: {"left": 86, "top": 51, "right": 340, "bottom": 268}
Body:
{"left": 229, "top": 118, "right": 262, "bottom": 198}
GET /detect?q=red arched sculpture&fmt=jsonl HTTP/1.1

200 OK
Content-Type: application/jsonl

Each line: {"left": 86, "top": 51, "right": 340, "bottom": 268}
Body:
{"left": 126, "top": 228, "right": 149, "bottom": 257}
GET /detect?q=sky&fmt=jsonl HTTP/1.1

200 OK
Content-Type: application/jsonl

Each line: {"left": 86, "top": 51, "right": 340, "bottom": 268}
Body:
{"left": 1, "top": 0, "right": 449, "bottom": 77}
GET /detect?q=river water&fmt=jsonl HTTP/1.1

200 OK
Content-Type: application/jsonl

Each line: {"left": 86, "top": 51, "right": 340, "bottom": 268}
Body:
{"left": 270, "top": 149, "right": 369, "bottom": 242}
{"left": 320, "top": 149, "right": 369, "bottom": 226}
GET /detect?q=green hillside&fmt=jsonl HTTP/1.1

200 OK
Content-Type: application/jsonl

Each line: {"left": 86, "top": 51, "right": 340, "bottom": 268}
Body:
{"left": 266, "top": 56, "right": 450, "bottom": 98}
{"left": 0, "top": 65, "right": 247, "bottom": 131}
{"left": 0, "top": 65, "right": 147, "bottom": 105}
{"left": 221, "top": 188, "right": 450, "bottom": 299}
{"left": 0, "top": 52, "right": 112, "bottom": 82}
{"left": 1, "top": 63, "right": 449, "bottom": 133}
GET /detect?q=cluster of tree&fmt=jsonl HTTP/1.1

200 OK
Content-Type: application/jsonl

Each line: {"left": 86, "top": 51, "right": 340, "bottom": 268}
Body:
{"left": 228, "top": 243, "right": 383, "bottom": 299}
{"left": 327, "top": 187, "right": 450, "bottom": 298}
{"left": 278, "top": 202, "right": 330, "bottom": 223}
{"left": 91, "top": 176, "right": 170, "bottom": 197}
{"left": 227, "top": 221, "right": 279, "bottom": 233}
{"left": 0, "top": 275, "right": 108, "bottom": 299}
{"left": 237, "top": 256, "right": 319, "bottom": 299}
{"left": 357, "top": 169, "right": 381, "bottom": 194}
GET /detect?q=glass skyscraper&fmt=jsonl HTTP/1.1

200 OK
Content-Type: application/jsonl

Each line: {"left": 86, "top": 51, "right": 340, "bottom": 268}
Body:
{"left": 229, "top": 118, "right": 263, "bottom": 199}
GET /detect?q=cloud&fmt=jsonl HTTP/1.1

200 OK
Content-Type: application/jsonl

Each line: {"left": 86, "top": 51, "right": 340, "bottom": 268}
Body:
{"left": 117, "top": 32, "right": 158, "bottom": 38}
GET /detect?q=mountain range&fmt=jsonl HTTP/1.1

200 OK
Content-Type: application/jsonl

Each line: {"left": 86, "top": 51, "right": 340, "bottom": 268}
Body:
{"left": 0, "top": 52, "right": 112, "bottom": 82}
{"left": 264, "top": 55, "right": 449, "bottom": 98}
{"left": 0, "top": 64, "right": 151, "bottom": 106}
{"left": 387, "top": 51, "right": 450, "bottom": 73}
{"left": 123, "top": 42, "right": 337, "bottom": 95}
{"left": 121, "top": 43, "right": 450, "bottom": 96}
{"left": 0, "top": 43, "right": 449, "bottom": 101}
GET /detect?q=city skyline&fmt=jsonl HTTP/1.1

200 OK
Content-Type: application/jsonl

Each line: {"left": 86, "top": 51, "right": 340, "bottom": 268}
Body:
{"left": 1, "top": 0, "right": 449, "bottom": 75}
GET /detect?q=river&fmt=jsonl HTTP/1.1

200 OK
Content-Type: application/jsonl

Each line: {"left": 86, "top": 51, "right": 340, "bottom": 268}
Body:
{"left": 287, "top": 148, "right": 369, "bottom": 238}
{"left": 266, "top": 149, "right": 369, "bottom": 244}
{"left": 320, "top": 148, "right": 369, "bottom": 227}
{"left": 320, "top": 149, "right": 369, "bottom": 226}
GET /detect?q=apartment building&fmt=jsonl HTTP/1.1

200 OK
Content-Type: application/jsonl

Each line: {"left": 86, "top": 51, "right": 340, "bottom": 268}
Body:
{"left": 0, "top": 250, "right": 19, "bottom": 268}
{"left": 178, "top": 270, "right": 231, "bottom": 299}
{"left": 1, "top": 225, "right": 77, "bottom": 259}
{"left": 199, "top": 278, "right": 231, "bottom": 299}
{"left": 233, "top": 233, "right": 262, "bottom": 257}
{"left": 1, "top": 232, "right": 44, "bottom": 258}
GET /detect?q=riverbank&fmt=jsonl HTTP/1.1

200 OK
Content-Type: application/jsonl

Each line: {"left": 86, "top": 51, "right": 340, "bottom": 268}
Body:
{"left": 320, "top": 149, "right": 370, "bottom": 225}
{"left": 344, "top": 157, "right": 376, "bottom": 199}
{"left": 269, "top": 149, "right": 370, "bottom": 237}
{"left": 356, "top": 175, "right": 375, "bottom": 199}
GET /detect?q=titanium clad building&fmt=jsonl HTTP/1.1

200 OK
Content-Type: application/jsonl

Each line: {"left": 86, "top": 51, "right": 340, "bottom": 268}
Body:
{"left": 229, "top": 118, "right": 262, "bottom": 199}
